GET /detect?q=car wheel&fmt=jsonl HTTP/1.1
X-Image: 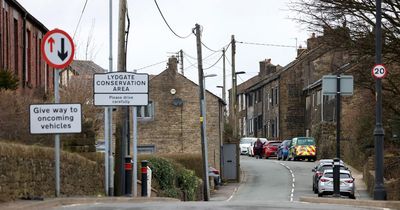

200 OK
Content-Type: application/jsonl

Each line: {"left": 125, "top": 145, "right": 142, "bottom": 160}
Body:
{"left": 318, "top": 193, "right": 323, "bottom": 197}
{"left": 349, "top": 194, "right": 356, "bottom": 199}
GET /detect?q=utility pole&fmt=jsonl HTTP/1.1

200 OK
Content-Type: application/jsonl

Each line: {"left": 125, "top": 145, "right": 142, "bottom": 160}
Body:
{"left": 373, "top": 0, "right": 387, "bottom": 200}
{"left": 179, "top": 49, "right": 184, "bottom": 75}
{"left": 115, "top": 0, "right": 127, "bottom": 196}
{"left": 195, "top": 23, "right": 210, "bottom": 201}
{"left": 231, "top": 35, "right": 236, "bottom": 138}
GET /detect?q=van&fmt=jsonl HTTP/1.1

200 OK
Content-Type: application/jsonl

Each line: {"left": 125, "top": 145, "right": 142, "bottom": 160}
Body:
{"left": 288, "top": 137, "right": 316, "bottom": 161}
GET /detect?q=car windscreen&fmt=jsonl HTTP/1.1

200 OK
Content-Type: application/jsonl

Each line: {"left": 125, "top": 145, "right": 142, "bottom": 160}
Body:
{"left": 297, "top": 138, "right": 315, "bottom": 145}
{"left": 240, "top": 138, "right": 255, "bottom": 144}
{"left": 283, "top": 140, "right": 291, "bottom": 146}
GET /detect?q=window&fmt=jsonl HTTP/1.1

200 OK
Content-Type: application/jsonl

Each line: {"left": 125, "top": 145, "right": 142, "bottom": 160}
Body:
{"left": 27, "top": 30, "right": 31, "bottom": 85}
{"left": 13, "top": 18, "right": 18, "bottom": 76}
{"left": 242, "top": 94, "right": 246, "bottom": 110}
{"left": 257, "top": 115, "right": 263, "bottom": 130}
{"left": 270, "top": 88, "right": 274, "bottom": 106}
{"left": 238, "top": 94, "right": 242, "bottom": 111}
{"left": 137, "top": 101, "right": 154, "bottom": 120}
{"left": 316, "top": 90, "right": 321, "bottom": 105}
{"left": 137, "top": 145, "right": 155, "bottom": 154}
{"left": 248, "top": 93, "right": 253, "bottom": 107}
{"left": 274, "top": 87, "right": 278, "bottom": 105}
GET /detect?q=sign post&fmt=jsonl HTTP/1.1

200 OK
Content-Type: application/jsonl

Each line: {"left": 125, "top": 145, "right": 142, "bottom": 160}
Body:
{"left": 41, "top": 28, "right": 75, "bottom": 197}
{"left": 322, "top": 74, "right": 354, "bottom": 197}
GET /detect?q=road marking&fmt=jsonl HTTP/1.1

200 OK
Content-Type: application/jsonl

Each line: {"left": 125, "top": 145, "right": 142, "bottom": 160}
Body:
{"left": 226, "top": 187, "right": 238, "bottom": 202}
{"left": 279, "top": 162, "right": 295, "bottom": 202}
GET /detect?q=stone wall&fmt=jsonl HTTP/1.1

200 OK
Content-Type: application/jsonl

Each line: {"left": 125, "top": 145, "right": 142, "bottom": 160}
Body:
{"left": 0, "top": 142, "right": 104, "bottom": 202}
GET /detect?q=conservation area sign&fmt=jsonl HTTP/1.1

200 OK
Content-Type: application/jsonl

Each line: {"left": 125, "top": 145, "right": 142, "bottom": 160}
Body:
{"left": 93, "top": 72, "right": 149, "bottom": 106}
{"left": 30, "top": 104, "right": 82, "bottom": 134}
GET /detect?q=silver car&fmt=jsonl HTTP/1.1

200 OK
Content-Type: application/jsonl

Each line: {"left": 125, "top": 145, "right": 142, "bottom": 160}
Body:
{"left": 317, "top": 169, "right": 355, "bottom": 199}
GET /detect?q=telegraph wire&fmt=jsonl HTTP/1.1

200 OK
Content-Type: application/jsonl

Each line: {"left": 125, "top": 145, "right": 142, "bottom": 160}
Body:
{"left": 204, "top": 53, "right": 223, "bottom": 70}
{"left": 133, "top": 60, "right": 167, "bottom": 71}
{"left": 201, "top": 41, "right": 219, "bottom": 53}
{"left": 154, "top": 0, "right": 193, "bottom": 39}
{"left": 237, "top": 41, "right": 296, "bottom": 48}
{"left": 73, "top": 0, "right": 89, "bottom": 39}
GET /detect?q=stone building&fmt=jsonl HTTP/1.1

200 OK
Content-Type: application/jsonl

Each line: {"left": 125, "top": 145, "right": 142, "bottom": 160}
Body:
{"left": 137, "top": 57, "right": 225, "bottom": 170}
{"left": 230, "top": 31, "right": 352, "bottom": 141}
{"left": 60, "top": 60, "right": 106, "bottom": 86}
{"left": 0, "top": 0, "right": 54, "bottom": 93}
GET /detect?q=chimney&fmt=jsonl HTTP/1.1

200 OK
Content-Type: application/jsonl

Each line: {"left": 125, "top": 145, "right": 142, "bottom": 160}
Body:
{"left": 259, "top": 59, "right": 272, "bottom": 77}
{"left": 168, "top": 56, "right": 178, "bottom": 73}
{"left": 307, "top": 32, "right": 319, "bottom": 50}
{"left": 297, "top": 45, "right": 306, "bottom": 57}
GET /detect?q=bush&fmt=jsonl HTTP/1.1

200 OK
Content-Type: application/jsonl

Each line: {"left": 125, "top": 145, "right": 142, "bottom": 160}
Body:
{"left": 0, "top": 69, "right": 18, "bottom": 90}
{"left": 144, "top": 155, "right": 200, "bottom": 201}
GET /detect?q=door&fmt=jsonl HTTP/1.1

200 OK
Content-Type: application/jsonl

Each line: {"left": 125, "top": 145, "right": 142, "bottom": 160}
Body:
{"left": 222, "top": 143, "right": 238, "bottom": 180}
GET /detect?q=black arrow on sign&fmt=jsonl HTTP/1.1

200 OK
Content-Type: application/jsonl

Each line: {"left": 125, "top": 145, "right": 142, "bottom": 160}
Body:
{"left": 57, "top": 38, "right": 68, "bottom": 61}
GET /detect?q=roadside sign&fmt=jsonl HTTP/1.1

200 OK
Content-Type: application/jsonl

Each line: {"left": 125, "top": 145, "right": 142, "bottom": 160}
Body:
{"left": 372, "top": 64, "right": 387, "bottom": 79}
{"left": 41, "top": 29, "right": 75, "bottom": 69}
{"left": 30, "top": 104, "right": 82, "bottom": 134}
{"left": 322, "top": 75, "right": 354, "bottom": 96}
{"left": 93, "top": 72, "right": 149, "bottom": 106}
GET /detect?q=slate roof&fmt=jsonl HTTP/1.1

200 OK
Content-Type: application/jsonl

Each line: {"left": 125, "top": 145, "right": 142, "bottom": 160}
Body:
{"left": 69, "top": 60, "right": 106, "bottom": 75}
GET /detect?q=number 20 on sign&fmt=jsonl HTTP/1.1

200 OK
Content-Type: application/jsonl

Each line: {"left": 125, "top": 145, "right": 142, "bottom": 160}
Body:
{"left": 372, "top": 64, "right": 388, "bottom": 79}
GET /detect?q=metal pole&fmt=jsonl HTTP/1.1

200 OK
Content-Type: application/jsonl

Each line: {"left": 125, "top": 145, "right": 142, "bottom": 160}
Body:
{"left": 104, "top": 109, "right": 109, "bottom": 196}
{"left": 195, "top": 23, "right": 210, "bottom": 201}
{"left": 108, "top": 0, "right": 114, "bottom": 196}
{"left": 373, "top": 0, "right": 387, "bottom": 200}
{"left": 222, "top": 48, "right": 226, "bottom": 103}
{"left": 54, "top": 68, "right": 60, "bottom": 197}
{"left": 333, "top": 74, "right": 341, "bottom": 197}
{"left": 231, "top": 35, "right": 236, "bottom": 138}
{"left": 132, "top": 106, "right": 138, "bottom": 197}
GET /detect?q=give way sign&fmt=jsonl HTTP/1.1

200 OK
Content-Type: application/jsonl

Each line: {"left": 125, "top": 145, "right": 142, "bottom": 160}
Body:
{"left": 41, "top": 29, "right": 75, "bottom": 69}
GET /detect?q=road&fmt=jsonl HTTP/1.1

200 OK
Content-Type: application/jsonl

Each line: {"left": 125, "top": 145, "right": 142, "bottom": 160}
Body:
{"left": 56, "top": 156, "right": 383, "bottom": 210}
{"left": 231, "top": 155, "right": 315, "bottom": 202}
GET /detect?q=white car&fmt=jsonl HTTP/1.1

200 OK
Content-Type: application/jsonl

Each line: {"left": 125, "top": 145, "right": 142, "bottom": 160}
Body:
{"left": 239, "top": 137, "right": 257, "bottom": 155}
{"left": 247, "top": 138, "right": 268, "bottom": 156}
{"left": 317, "top": 169, "right": 355, "bottom": 199}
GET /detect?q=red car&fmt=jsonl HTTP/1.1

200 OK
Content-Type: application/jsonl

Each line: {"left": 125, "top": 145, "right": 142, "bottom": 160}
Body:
{"left": 263, "top": 141, "right": 282, "bottom": 159}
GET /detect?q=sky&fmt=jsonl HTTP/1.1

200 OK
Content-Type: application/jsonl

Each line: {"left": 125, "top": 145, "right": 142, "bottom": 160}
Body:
{"left": 17, "top": 0, "right": 311, "bottom": 98}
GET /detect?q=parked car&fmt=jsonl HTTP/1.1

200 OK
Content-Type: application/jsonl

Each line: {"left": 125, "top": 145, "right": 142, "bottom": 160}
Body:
{"left": 208, "top": 166, "right": 222, "bottom": 187}
{"left": 247, "top": 138, "right": 268, "bottom": 157}
{"left": 95, "top": 141, "right": 105, "bottom": 153}
{"left": 288, "top": 137, "right": 317, "bottom": 161}
{"left": 277, "top": 139, "right": 291, "bottom": 160}
{"left": 239, "top": 137, "right": 257, "bottom": 155}
{"left": 312, "top": 161, "right": 348, "bottom": 193}
{"left": 317, "top": 169, "right": 355, "bottom": 199}
{"left": 262, "top": 141, "right": 281, "bottom": 159}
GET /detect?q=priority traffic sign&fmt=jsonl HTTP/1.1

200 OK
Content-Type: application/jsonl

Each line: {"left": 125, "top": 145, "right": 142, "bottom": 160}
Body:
{"left": 372, "top": 64, "right": 388, "bottom": 79}
{"left": 41, "top": 29, "right": 75, "bottom": 69}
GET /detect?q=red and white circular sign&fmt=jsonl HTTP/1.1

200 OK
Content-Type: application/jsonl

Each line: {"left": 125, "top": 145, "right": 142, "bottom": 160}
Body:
{"left": 371, "top": 64, "right": 388, "bottom": 79}
{"left": 41, "top": 29, "right": 74, "bottom": 69}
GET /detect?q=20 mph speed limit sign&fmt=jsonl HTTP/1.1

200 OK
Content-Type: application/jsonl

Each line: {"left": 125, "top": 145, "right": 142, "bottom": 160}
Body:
{"left": 372, "top": 64, "right": 388, "bottom": 79}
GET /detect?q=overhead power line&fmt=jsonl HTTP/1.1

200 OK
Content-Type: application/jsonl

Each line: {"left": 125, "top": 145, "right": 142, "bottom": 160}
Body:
{"left": 237, "top": 41, "right": 296, "bottom": 48}
{"left": 73, "top": 0, "right": 89, "bottom": 39}
{"left": 153, "top": 0, "right": 192, "bottom": 39}
{"left": 133, "top": 60, "right": 167, "bottom": 71}
{"left": 204, "top": 53, "right": 223, "bottom": 70}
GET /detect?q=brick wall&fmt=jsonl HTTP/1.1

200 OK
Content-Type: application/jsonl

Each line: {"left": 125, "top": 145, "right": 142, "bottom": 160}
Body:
{"left": 1, "top": 0, "right": 53, "bottom": 93}
{"left": 137, "top": 58, "right": 223, "bottom": 170}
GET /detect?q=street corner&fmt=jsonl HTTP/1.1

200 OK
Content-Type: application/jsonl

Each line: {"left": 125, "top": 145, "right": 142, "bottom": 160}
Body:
{"left": 210, "top": 182, "right": 241, "bottom": 201}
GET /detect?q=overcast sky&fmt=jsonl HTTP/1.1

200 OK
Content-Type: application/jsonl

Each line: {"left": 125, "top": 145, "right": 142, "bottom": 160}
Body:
{"left": 18, "top": 0, "right": 311, "bottom": 97}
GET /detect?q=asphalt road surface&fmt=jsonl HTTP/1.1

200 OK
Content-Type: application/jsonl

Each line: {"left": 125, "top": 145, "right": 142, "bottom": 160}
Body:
{"left": 56, "top": 156, "right": 384, "bottom": 210}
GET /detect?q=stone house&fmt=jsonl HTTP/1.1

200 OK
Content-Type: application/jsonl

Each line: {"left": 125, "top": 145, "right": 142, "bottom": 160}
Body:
{"left": 60, "top": 60, "right": 106, "bottom": 85}
{"left": 137, "top": 57, "right": 225, "bottom": 170}
{"left": 0, "top": 0, "right": 54, "bottom": 93}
